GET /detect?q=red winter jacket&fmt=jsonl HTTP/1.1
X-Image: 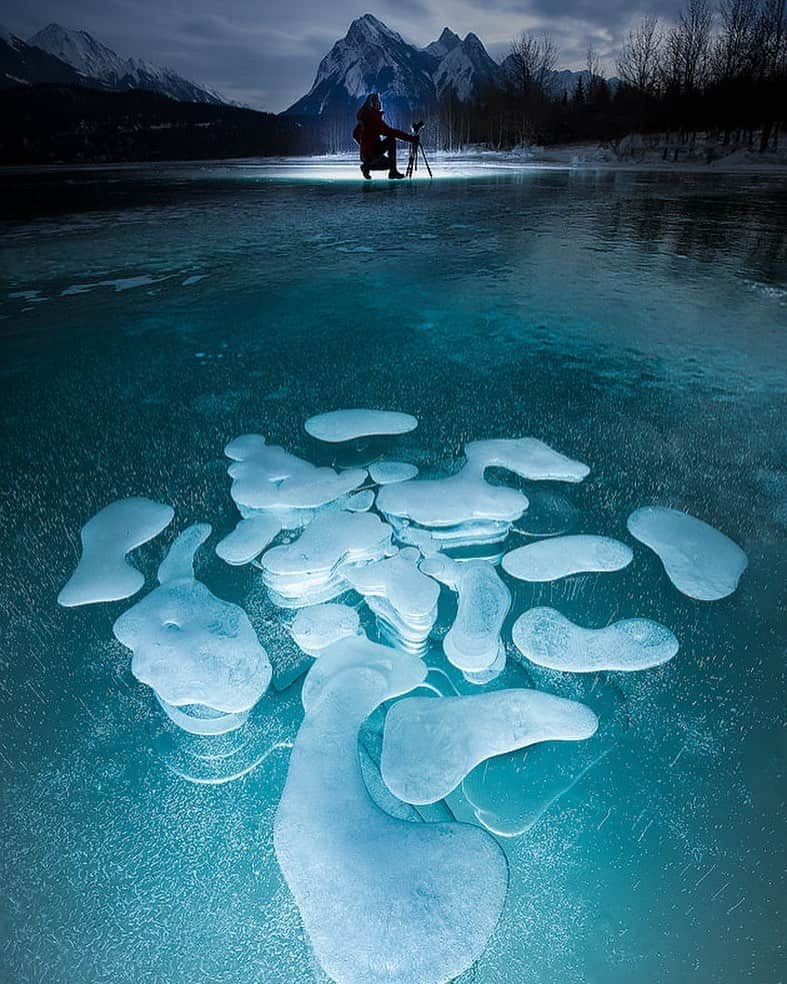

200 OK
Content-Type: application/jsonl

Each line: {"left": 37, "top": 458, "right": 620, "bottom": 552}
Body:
{"left": 356, "top": 104, "right": 412, "bottom": 160}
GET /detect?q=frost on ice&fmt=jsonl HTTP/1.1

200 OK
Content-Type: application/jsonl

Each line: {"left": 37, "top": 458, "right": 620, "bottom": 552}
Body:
{"left": 290, "top": 603, "right": 362, "bottom": 657}
{"left": 421, "top": 555, "right": 511, "bottom": 678}
{"left": 215, "top": 515, "right": 282, "bottom": 566}
{"left": 512, "top": 608, "right": 679, "bottom": 672}
{"left": 260, "top": 510, "right": 395, "bottom": 608}
{"left": 380, "top": 690, "right": 598, "bottom": 805}
{"left": 368, "top": 460, "right": 419, "bottom": 485}
{"left": 225, "top": 433, "right": 366, "bottom": 526}
{"left": 274, "top": 635, "right": 508, "bottom": 984}
{"left": 627, "top": 506, "right": 748, "bottom": 601}
{"left": 113, "top": 524, "right": 272, "bottom": 731}
{"left": 58, "top": 497, "right": 174, "bottom": 607}
{"left": 344, "top": 547, "right": 440, "bottom": 655}
{"left": 378, "top": 437, "right": 588, "bottom": 550}
{"left": 502, "top": 534, "right": 633, "bottom": 582}
{"left": 304, "top": 408, "right": 418, "bottom": 443}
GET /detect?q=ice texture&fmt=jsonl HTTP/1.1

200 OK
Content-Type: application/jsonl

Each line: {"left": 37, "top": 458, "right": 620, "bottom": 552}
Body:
{"left": 368, "top": 460, "right": 419, "bottom": 485}
{"left": 275, "top": 635, "right": 508, "bottom": 984}
{"left": 377, "top": 437, "right": 587, "bottom": 550}
{"left": 225, "top": 433, "right": 366, "bottom": 526}
{"left": 381, "top": 690, "right": 599, "bottom": 804}
{"left": 512, "top": 608, "right": 679, "bottom": 672}
{"left": 260, "top": 510, "right": 395, "bottom": 608}
{"left": 346, "top": 489, "right": 376, "bottom": 512}
{"left": 290, "top": 603, "right": 362, "bottom": 657}
{"left": 502, "top": 534, "right": 633, "bottom": 582}
{"left": 113, "top": 524, "right": 272, "bottom": 723}
{"left": 58, "top": 497, "right": 174, "bottom": 607}
{"left": 215, "top": 515, "right": 281, "bottom": 566}
{"left": 420, "top": 555, "right": 511, "bottom": 675}
{"left": 344, "top": 547, "right": 440, "bottom": 655}
{"left": 304, "top": 408, "right": 418, "bottom": 443}
{"left": 627, "top": 506, "right": 748, "bottom": 600}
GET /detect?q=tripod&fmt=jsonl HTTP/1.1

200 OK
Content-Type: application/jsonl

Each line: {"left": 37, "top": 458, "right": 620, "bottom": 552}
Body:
{"left": 405, "top": 126, "right": 433, "bottom": 179}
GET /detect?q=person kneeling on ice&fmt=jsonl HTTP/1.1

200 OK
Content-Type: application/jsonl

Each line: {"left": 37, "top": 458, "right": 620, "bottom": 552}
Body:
{"left": 354, "top": 93, "right": 415, "bottom": 180}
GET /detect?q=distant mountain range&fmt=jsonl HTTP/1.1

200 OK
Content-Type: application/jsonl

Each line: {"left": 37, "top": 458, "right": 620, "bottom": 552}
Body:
{"left": 286, "top": 14, "right": 614, "bottom": 119}
{"left": 1, "top": 23, "right": 227, "bottom": 105}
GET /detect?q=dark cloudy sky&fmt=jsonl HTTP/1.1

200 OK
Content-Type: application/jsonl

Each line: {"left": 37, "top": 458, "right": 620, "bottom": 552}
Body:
{"left": 4, "top": 1, "right": 686, "bottom": 112}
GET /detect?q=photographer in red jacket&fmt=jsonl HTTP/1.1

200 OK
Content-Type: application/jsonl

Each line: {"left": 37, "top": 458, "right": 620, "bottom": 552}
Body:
{"left": 354, "top": 93, "right": 415, "bottom": 180}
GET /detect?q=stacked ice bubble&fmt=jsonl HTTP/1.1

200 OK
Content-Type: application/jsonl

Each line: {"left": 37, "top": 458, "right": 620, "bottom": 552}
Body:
{"left": 57, "top": 406, "right": 750, "bottom": 984}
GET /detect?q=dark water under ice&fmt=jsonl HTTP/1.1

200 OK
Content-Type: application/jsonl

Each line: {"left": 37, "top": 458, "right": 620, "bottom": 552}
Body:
{"left": 1, "top": 159, "right": 785, "bottom": 983}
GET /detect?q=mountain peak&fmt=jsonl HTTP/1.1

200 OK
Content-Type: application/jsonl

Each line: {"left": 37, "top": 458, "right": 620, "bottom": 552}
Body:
{"left": 425, "top": 27, "right": 461, "bottom": 59}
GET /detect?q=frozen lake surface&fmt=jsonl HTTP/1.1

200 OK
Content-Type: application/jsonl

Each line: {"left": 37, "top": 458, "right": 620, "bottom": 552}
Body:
{"left": 1, "top": 158, "right": 785, "bottom": 983}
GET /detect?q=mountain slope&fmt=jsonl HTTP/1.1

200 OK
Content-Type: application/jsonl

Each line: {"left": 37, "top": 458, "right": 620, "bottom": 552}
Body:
{"left": 433, "top": 32, "right": 501, "bottom": 101}
{"left": 30, "top": 23, "right": 226, "bottom": 105}
{"left": 0, "top": 28, "right": 87, "bottom": 88}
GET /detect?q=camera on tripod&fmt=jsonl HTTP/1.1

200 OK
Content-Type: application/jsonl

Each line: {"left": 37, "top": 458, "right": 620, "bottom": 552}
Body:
{"left": 411, "top": 120, "right": 425, "bottom": 137}
{"left": 405, "top": 120, "right": 432, "bottom": 179}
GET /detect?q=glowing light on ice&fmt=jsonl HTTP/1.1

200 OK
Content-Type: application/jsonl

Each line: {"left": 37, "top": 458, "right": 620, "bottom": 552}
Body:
{"left": 502, "top": 534, "right": 633, "bottom": 582}
{"left": 58, "top": 497, "right": 174, "bottom": 607}
{"left": 381, "top": 690, "right": 598, "bottom": 804}
{"left": 627, "top": 506, "right": 747, "bottom": 600}
{"left": 215, "top": 515, "right": 282, "bottom": 566}
{"left": 113, "top": 524, "right": 271, "bottom": 726}
{"left": 275, "top": 635, "right": 507, "bottom": 984}
{"left": 368, "top": 460, "right": 419, "bottom": 485}
{"left": 344, "top": 547, "right": 440, "bottom": 654}
{"left": 420, "top": 555, "right": 510, "bottom": 676}
{"left": 304, "top": 408, "right": 418, "bottom": 443}
{"left": 290, "top": 603, "right": 362, "bottom": 657}
{"left": 260, "top": 510, "right": 395, "bottom": 608}
{"left": 512, "top": 607, "right": 679, "bottom": 672}
{"left": 225, "top": 433, "right": 366, "bottom": 526}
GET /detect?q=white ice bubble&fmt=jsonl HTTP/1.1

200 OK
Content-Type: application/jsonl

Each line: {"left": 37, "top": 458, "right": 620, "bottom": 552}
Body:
{"left": 381, "top": 689, "right": 598, "bottom": 804}
{"left": 464, "top": 437, "right": 590, "bottom": 483}
{"left": 290, "top": 603, "right": 362, "bottom": 657}
{"left": 275, "top": 635, "right": 507, "bottom": 984}
{"left": 512, "top": 607, "right": 679, "bottom": 672}
{"left": 225, "top": 433, "right": 366, "bottom": 525}
{"left": 260, "top": 510, "right": 395, "bottom": 608}
{"left": 215, "top": 515, "right": 282, "bottom": 566}
{"left": 368, "top": 460, "right": 420, "bottom": 485}
{"left": 345, "top": 547, "right": 440, "bottom": 655}
{"left": 58, "top": 497, "right": 174, "bottom": 607}
{"left": 113, "top": 525, "right": 272, "bottom": 724}
{"left": 627, "top": 506, "right": 747, "bottom": 601}
{"left": 421, "top": 555, "right": 511, "bottom": 675}
{"left": 502, "top": 534, "right": 633, "bottom": 582}
{"left": 345, "top": 489, "right": 376, "bottom": 512}
{"left": 304, "top": 408, "right": 418, "bottom": 443}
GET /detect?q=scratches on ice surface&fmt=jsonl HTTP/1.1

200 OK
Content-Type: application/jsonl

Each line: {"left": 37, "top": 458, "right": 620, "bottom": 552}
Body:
{"left": 290, "top": 603, "right": 362, "bottom": 657}
{"left": 113, "top": 524, "right": 272, "bottom": 725}
{"left": 512, "top": 608, "right": 679, "bottom": 672}
{"left": 58, "top": 497, "right": 174, "bottom": 607}
{"left": 215, "top": 515, "right": 282, "bottom": 566}
{"left": 225, "top": 433, "right": 366, "bottom": 526}
{"left": 627, "top": 506, "right": 747, "bottom": 600}
{"left": 61, "top": 275, "right": 163, "bottom": 295}
{"left": 420, "top": 555, "right": 511, "bottom": 678}
{"left": 502, "top": 534, "right": 633, "bottom": 582}
{"left": 274, "top": 636, "right": 508, "bottom": 984}
{"left": 304, "top": 408, "right": 418, "bottom": 443}
{"left": 381, "top": 690, "right": 598, "bottom": 805}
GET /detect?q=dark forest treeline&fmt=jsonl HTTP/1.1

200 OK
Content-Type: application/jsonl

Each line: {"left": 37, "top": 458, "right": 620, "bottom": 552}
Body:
{"left": 431, "top": 0, "right": 786, "bottom": 152}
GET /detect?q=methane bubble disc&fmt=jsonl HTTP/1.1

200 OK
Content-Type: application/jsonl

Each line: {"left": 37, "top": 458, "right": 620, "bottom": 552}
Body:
{"left": 502, "top": 534, "right": 633, "bottom": 582}
{"left": 463, "top": 437, "right": 590, "bottom": 483}
{"left": 58, "top": 497, "right": 174, "bottom": 607}
{"left": 225, "top": 433, "right": 366, "bottom": 527}
{"left": 274, "top": 635, "right": 508, "bottom": 984}
{"left": 627, "top": 505, "right": 748, "bottom": 600}
{"left": 512, "top": 608, "right": 679, "bottom": 672}
{"left": 344, "top": 547, "right": 440, "bottom": 655}
{"left": 260, "top": 510, "right": 395, "bottom": 608}
{"left": 304, "top": 408, "right": 418, "bottom": 443}
{"left": 215, "top": 515, "right": 282, "bottom": 566}
{"left": 113, "top": 524, "right": 272, "bottom": 731}
{"left": 380, "top": 690, "right": 598, "bottom": 805}
{"left": 368, "top": 460, "right": 419, "bottom": 485}
{"left": 421, "top": 554, "right": 511, "bottom": 677}
{"left": 290, "top": 603, "right": 362, "bottom": 657}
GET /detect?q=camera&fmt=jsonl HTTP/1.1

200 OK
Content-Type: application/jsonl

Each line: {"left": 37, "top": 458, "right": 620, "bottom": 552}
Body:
{"left": 411, "top": 120, "right": 425, "bottom": 136}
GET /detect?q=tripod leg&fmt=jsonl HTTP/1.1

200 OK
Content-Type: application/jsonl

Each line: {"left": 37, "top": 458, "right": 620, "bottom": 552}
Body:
{"left": 419, "top": 143, "right": 433, "bottom": 179}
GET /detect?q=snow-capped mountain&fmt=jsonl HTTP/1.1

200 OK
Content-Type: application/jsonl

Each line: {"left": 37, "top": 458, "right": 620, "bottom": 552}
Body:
{"left": 29, "top": 23, "right": 226, "bottom": 105}
{"left": 424, "top": 28, "right": 461, "bottom": 61}
{"left": 433, "top": 32, "right": 501, "bottom": 101}
{"left": 1, "top": 27, "right": 85, "bottom": 88}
